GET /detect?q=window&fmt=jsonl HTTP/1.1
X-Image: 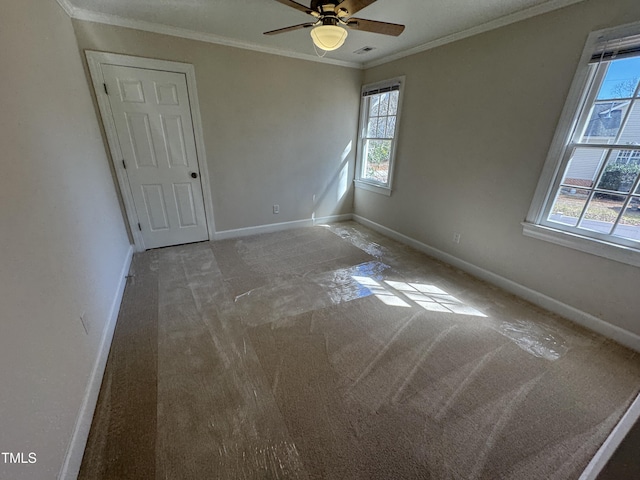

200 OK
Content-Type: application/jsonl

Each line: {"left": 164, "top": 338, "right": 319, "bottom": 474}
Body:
{"left": 524, "top": 24, "right": 640, "bottom": 267}
{"left": 354, "top": 77, "right": 404, "bottom": 195}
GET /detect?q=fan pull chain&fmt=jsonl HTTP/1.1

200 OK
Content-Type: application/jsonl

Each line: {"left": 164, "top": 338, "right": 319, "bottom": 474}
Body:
{"left": 314, "top": 43, "right": 328, "bottom": 58}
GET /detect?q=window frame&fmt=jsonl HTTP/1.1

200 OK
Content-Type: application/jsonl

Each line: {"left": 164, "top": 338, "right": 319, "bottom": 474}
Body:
{"left": 354, "top": 76, "right": 405, "bottom": 196}
{"left": 524, "top": 22, "right": 640, "bottom": 268}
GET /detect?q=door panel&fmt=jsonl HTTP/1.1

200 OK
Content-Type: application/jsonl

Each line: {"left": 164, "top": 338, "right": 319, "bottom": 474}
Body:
{"left": 102, "top": 64, "right": 208, "bottom": 249}
{"left": 126, "top": 112, "right": 158, "bottom": 168}
{"left": 160, "top": 115, "right": 188, "bottom": 166}
{"left": 142, "top": 184, "right": 170, "bottom": 231}
{"left": 173, "top": 183, "right": 198, "bottom": 227}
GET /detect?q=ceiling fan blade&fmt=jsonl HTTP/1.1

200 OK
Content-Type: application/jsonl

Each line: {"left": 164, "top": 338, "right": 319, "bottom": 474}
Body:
{"left": 346, "top": 18, "right": 405, "bottom": 36}
{"left": 264, "top": 23, "right": 316, "bottom": 35}
{"left": 273, "top": 0, "right": 316, "bottom": 16}
{"left": 336, "top": 0, "right": 377, "bottom": 17}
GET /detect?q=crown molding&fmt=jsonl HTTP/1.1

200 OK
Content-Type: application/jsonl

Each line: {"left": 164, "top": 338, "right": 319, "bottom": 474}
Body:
{"left": 55, "top": 0, "right": 77, "bottom": 17}
{"left": 363, "top": 0, "right": 586, "bottom": 69}
{"left": 63, "top": 4, "right": 362, "bottom": 69}
{"left": 56, "top": 0, "right": 586, "bottom": 71}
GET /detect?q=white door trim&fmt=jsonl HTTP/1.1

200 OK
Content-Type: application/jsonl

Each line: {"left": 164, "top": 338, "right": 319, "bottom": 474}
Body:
{"left": 85, "top": 51, "right": 216, "bottom": 251}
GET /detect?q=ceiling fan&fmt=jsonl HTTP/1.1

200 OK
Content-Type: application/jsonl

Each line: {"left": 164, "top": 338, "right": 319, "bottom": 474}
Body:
{"left": 264, "top": 0, "right": 405, "bottom": 52}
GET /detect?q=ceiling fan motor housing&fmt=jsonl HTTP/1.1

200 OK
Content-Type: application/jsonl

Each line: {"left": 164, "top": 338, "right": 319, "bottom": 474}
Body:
{"left": 311, "top": 1, "right": 339, "bottom": 13}
{"left": 263, "top": 0, "right": 405, "bottom": 47}
{"left": 321, "top": 16, "right": 340, "bottom": 26}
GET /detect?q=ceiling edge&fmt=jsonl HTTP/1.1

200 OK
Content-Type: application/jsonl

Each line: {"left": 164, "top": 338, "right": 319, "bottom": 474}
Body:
{"left": 55, "top": 0, "right": 77, "bottom": 17}
{"left": 363, "top": 0, "right": 587, "bottom": 69}
{"left": 56, "top": 0, "right": 587, "bottom": 72}
{"left": 64, "top": 5, "right": 363, "bottom": 69}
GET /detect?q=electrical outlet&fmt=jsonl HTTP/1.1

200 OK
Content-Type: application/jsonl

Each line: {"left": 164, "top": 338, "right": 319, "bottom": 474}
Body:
{"left": 273, "top": 204, "right": 279, "bottom": 214}
{"left": 453, "top": 232, "right": 461, "bottom": 244}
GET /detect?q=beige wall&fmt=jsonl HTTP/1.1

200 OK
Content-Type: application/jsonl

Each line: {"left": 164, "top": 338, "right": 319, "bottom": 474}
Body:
{"left": 357, "top": 0, "right": 640, "bottom": 335}
{"left": 0, "top": 1, "right": 131, "bottom": 479}
{"left": 4, "top": 1, "right": 637, "bottom": 477}
{"left": 72, "top": 21, "right": 363, "bottom": 232}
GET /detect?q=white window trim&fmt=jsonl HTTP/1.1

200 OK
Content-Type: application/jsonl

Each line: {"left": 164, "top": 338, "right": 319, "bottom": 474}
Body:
{"left": 522, "top": 222, "right": 640, "bottom": 267}
{"left": 524, "top": 22, "right": 640, "bottom": 267}
{"left": 354, "top": 178, "right": 393, "bottom": 196}
{"left": 354, "top": 76, "right": 406, "bottom": 195}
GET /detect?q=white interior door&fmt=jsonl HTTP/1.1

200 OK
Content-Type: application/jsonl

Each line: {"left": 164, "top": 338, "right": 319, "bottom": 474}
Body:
{"left": 102, "top": 64, "right": 209, "bottom": 249}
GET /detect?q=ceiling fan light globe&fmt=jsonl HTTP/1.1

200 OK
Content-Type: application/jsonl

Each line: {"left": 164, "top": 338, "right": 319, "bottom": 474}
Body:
{"left": 310, "top": 25, "right": 348, "bottom": 51}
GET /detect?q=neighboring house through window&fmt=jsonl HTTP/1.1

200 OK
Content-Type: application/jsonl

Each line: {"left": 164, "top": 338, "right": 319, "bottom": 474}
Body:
{"left": 524, "top": 23, "right": 640, "bottom": 267}
{"left": 354, "top": 76, "right": 405, "bottom": 196}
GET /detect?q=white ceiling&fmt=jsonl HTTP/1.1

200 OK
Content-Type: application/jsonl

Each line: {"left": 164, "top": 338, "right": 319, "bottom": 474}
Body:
{"left": 59, "top": 0, "right": 584, "bottom": 67}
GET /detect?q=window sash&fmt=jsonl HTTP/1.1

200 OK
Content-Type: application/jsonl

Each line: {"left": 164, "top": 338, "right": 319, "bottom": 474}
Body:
{"left": 361, "top": 93, "right": 397, "bottom": 184}
{"left": 536, "top": 32, "right": 640, "bottom": 250}
{"left": 356, "top": 77, "right": 404, "bottom": 190}
{"left": 541, "top": 143, "right": 640, "bottom": 244}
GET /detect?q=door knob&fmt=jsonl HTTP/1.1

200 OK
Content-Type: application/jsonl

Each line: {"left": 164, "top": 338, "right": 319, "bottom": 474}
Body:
{"left": 190, "top": 172, "right": 198, "bottom": 179}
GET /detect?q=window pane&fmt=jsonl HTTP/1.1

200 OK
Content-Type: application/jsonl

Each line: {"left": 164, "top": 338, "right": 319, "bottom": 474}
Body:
{"left": 612, "top": 199, "right": 640, "bottom": 240}
{"left": 578, "top": 193, "right": 626, "bottom": 234}
{"left": 597, "top": 57, "right": 640, "bottom": 100}
{"left": 615, "top": 149, "right": 640, "bottom": 165}
{"left": 367, "top": 118, "right": 376, "bottom": 137}
{"left": 369, "top": 96, "right": 379, "bottom": 117}
{"left": 548, "top": 188, "right": 590, "bottom": 226}
{"left": 596, "top": 150, "right": 640, "bottom": 192}
{"left": 580, "top": 101, "right": 630, "bottom": 143}
{"left": 561, "top": 148, "right": 607, "bottom": 188}
{"left": 615, "top": 101, "right": 640, "bottom": 144}
{"left": 389, "top": 91, "right": 399, "bottom": 115}
{"left": 362, "top": 139, "right": 391, "bottom": 184}
{"left": 376, "top": 117, "right": 387, "bottom": 138}
{"left": 386, "top": 117, "right": 396, "bottom": 138}
{"left": 379, "top": 92, "right": 389, "bottom": 116}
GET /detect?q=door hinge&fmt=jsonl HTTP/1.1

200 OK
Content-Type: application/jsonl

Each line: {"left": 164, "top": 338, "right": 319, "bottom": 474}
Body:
{"left": 122, "top": 160, "right": 126, "bottom": 169}
{"left": 103, "top": 83, "right": 109, "bottom": 95}
{"left": 138, "top": 223, "right": 142, "bottom": 231}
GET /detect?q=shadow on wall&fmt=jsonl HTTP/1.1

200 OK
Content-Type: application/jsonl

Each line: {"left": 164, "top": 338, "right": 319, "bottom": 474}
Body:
{"left": 313, "top": 141, "right": 353, "bottom": 220}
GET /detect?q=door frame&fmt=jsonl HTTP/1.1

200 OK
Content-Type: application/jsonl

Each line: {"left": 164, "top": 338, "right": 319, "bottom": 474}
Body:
{"left": 86, "top": 51, "right": 216, "bottom": 251}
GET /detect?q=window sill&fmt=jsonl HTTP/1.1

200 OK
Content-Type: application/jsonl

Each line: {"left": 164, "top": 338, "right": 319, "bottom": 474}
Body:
{"left": 522, "top": 222, "right": 640, "bottom": 268}
{"left": 354, "top": 179, "right": 392, "bottom": 196}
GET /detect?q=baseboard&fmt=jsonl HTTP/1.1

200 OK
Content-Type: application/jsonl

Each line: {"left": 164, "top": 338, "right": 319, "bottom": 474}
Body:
{"left": 58, "top": 245, "right": 134, "bottom": 480}
{"left": 352, "top": 214, "right": 640, "bottom": 353}
{"left": 214, "top": 214, "right": 353, "bottom": 240}
{"left": 352, "top": 214, "right": 640, "bottom": 478}
{"left": 314, "top": 214, "right": 353, "bottom": 225}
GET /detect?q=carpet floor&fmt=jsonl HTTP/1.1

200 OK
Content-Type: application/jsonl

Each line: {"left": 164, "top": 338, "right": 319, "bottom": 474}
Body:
{"left": 79, "top": 221, "right": 640, "bottom": 479}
